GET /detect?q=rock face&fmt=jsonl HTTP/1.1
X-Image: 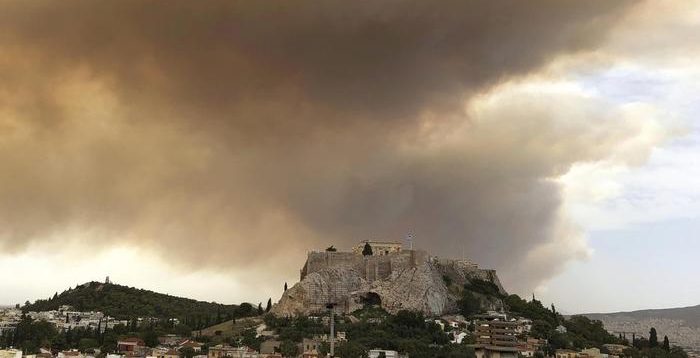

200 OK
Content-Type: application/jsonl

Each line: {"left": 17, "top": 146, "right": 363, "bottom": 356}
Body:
{"left": 271, "top": 248, "right": 507, "bottom": 317}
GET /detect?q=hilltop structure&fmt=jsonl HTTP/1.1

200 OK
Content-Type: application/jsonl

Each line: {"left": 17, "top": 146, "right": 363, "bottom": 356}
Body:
{"left": 272, "top": 240, "right": 506, "bottom": 317}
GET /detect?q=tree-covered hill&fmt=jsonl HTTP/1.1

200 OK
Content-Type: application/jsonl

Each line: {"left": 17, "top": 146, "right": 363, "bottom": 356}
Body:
{"left": 23, "top": 281, "right": 256, "bottom": 324}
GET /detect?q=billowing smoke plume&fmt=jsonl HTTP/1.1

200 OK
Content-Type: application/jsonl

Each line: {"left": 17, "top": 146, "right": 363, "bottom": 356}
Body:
{"left": 0, "top": 0, "right": 653, "bottom": 293}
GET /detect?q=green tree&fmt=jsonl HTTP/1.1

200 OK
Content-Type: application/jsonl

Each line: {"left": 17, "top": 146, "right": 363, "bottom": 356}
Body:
{"left": 235, "top": 303, "right": 254, "bottom": 317}
{"left": 336, "top": 341, "right": 368, "bottom": 358}
{"left": 257, "top": 303, "right": 264, "bottom": 315}
{"left": 663, "top": 335, "right": 670, "bottom": 352}
{"left": 279, "top": 340, "right": 298, "bottom": 357}
{"left": 78, "top": 338, "right": 99, "bottom": 352}
{"left": 266, "top": 298, "right": 272, "bottom": 312}
{"left": 457, "top": 291, "right": 481, "bottom": 317}
{"left": 284, "top": 282, "right": 288, "bottom": 292}
{"left": 240, "top": 328, "right": 262, "bottom": 351}
{"left": 140, "top": 329, "right": 159, "bottom": 347}
{"left": 326, "top": 246, "right": 337, "bottom": 252}
{"left": 362, "top": 242, "right": 373, "bottom": 256}
{"left": 12, "top": 318, "right": 57, "bottom": 353}
{"left": 180, "top": 347, "right": 196, "bottom": 358}
{"left": 649, "top": 327, "right": 658, "bottom": 348}
{"left": 101, "top": 331, "right": 118, "bottom": 353}
{"left": 670, "top": 347, "right": 689, "bottom": 358}
{"left": 174, "top": 324, "right": 192, "bottom": 337}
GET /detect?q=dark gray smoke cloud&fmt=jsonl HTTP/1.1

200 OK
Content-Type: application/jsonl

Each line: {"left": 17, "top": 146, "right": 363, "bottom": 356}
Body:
{"left": 0, "top": 0, "right": 645, "bottom": 293}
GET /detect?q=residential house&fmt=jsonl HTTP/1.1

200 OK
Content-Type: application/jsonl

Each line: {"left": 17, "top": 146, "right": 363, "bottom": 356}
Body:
{"left": 178, "top": 341, "right": 203, "bottom": 353}
{"left": 580, "top": 348, "right": 606, "bottom": 358}
{"left": 603, "top": 344, "right": 628, "bottom": 356}
{"left": 517, "top": 338, "right": 545, "bottom": 357}
{"left": 151, "top": 347, "right": 180, "bottom": 358}
{"left": 118, "top": 338, "right": 147, "bottom": 356}
{"left": 556, "top": 349, "right": 578, "bottom": 358}
{"left": 157, "top": 335, "right": 183, "bottom": 347}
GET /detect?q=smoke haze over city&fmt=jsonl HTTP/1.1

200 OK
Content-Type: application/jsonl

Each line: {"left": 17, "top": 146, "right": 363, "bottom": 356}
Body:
{"left": 0, "top": 0, "right": 699, "bottom": 314}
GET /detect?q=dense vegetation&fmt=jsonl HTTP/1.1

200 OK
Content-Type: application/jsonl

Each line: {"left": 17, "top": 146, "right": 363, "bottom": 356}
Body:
{"left": 464, "top": 279, "right": 505, "bottom": 298}
{"left": 7, "top": 282, "right": 692, "bottom": 358}
{"left": 621, "top": 334, "right": 687, "bottom": 358}
{"left": 0, "top": 316, "right": 202, "bottom": 354}
{"left": 457, "top": 278, "right": 507, "bottom": 316}
{"left": 0, "top": 318, "right": 58, "bottom": 353}
{"left": 264, "top": 309, "right": 474, "bottom": 358}
{"left": 504, "top": 294, "right": 687, "bottom": 358}
{"left": 505, "top": 294, "right": 630, "bottom": 351}
{"left": 23, "top": 282, "right": 256, "bottom": 328}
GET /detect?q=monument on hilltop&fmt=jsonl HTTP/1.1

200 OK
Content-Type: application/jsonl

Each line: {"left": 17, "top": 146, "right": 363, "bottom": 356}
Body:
{"left": 272, "top": 240, "right": 506, "bottom": 317}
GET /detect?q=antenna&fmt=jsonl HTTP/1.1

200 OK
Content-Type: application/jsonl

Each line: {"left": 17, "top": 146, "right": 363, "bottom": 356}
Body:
{"left": 325, "top": 280, "right": 342, "bottom": 357}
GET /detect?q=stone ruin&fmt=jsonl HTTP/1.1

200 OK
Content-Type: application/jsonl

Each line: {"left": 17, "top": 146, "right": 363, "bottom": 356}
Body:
{"left": 270, "top": 241, "right": 507, "bottom": 317}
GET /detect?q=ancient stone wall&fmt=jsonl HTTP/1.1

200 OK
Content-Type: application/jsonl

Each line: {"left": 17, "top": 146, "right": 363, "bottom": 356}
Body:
{"left": 301, "top": 249, "right": 427, "bottom": 281}
{"left": 273, "top": 248, "right": 507, "bottom": 317}
{"left": 301, "top": 251, "right": 357, "bottom": 280}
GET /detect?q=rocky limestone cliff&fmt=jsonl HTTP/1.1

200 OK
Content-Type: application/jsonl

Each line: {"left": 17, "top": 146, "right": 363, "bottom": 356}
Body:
{"left": 271, "top": 251, "right": 507, "bottom": 317}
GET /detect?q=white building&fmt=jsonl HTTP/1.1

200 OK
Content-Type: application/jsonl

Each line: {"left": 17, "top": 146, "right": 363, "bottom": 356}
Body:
{"left": 516, "top": 318, "right": 533, "bottom": 334}
{"left": 58, "top": 350, "right": 84, "bottom": 358}
{"left": 452, "top": 332, "right": 468, "bottom": 344}
{"left": 0, "top": 349, "right": 23, "bottom": 358}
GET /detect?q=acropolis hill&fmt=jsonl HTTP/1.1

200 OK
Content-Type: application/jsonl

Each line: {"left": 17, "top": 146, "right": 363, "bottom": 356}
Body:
{"left": 271, "top": 240, "right": 507, "bottom": 317}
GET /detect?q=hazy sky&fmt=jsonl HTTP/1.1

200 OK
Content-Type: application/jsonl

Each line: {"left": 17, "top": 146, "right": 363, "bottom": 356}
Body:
{"left": 0, "top": 1, "right": 698, "bottom": 314}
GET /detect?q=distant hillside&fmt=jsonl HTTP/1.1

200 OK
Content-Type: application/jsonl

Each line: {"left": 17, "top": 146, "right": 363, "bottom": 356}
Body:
{"left": 585, "top": 305, "right": 700, "bottom": 328}
{"left": 23, "top": 281, "right": 254, "bottom": 323}
{"left": 584, "top": 305, "right": 700, "bottom": 350}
